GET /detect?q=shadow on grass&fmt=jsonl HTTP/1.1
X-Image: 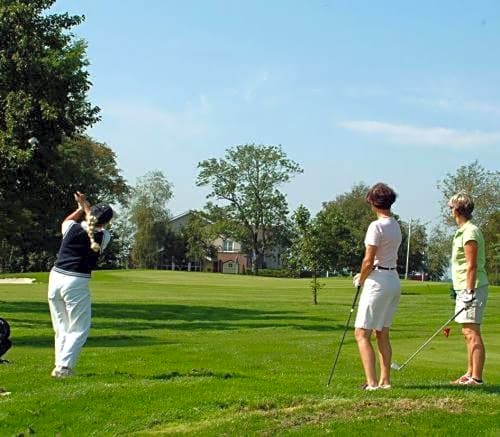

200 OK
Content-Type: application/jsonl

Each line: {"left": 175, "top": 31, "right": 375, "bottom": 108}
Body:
{"left": 11, "top": 334, "right": 174, "bottom": 348}
{"left": 4, "top": 317, "right": 52, "bottom": 329}
{"left": 79, "top": 368, "right": 240, "bottom": 380}
{"left": 404, "top": 384, "right": 500, "bottom": 394}
{"left": 2, "top": 301, "right": 343, "bottom": 333}
{"left": 150, "top": 368, "right": 236, "bottom": 380}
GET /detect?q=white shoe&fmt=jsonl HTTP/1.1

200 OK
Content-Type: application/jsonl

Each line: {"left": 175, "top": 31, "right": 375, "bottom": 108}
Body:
{"left": 378, "top": 384, "right": 392, "bottom": 389}
{"left": 361, "top": 383, "right": 379, "bottom": 391}
{"left": 51, "top": 366, "right": 73, "bottom": 378}
{"left": 450, "top": 373, "right": 471, "bottom": 385}
{"left": 0, "top": 387, "right": 11, "bottom": 396}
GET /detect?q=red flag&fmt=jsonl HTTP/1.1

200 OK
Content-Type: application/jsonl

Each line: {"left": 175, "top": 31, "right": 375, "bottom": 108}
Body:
{"left": 443, "top": 327, "right": 451, "bottom": 338}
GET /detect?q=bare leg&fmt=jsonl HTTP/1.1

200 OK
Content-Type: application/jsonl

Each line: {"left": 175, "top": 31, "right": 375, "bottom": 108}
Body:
{"left": 465, "top": 333, "right": 473, "bottom": 376}
{"left": 462, "top": 324, "right": 485, "bottom": 380}
{"left": 376, "top": 327, "right": 392, "bottom": 386}
{"left": 355, "top": 328, "right": 377, "bottom": 386}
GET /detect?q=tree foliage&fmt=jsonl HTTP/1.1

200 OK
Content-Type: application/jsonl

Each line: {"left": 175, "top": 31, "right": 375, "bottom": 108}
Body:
{"left": 437, "top": 160, "right": 499, "bottom": 229}
{"left": 56, "top": 135, "right": 129, "bottom": 205}
{"left": 0, "top": 0, "right": 99, "bottom": 206}
{"left": 399, "top": 219, "right": 427, "bottom": 277}
{"left": 182, "top": 211, "right": 217, "bottom": 270}
{"left": 128, "top": 171, "right": 176, "bottom": 269}
{"left": 0, "top": 134, "right": 128, "bottom": 272}
{"left": 106, "top": 206, "right": 135, "bottom": 269}
{"left": 197, "top": 144, "right": 302, "bottom": 273}
{"left": 482, "top": 210, "right": 500, "bottom": 284}
{"left": 317, "top": 183, "right": 373, "bottom": 272}
{"left": 425, "top": 225, "right": 452, "bottom": 281}
{"left": 437, "top": 161, "right": 500, "bottom": 284}
{"left": 282, "top": 205, "right": 325, "bottom": 304}
{"left": 0, "top": 1, "right": 129, "bottom": 272}
{"left": 300, "top": 183, "right": 431, "bottom": 280}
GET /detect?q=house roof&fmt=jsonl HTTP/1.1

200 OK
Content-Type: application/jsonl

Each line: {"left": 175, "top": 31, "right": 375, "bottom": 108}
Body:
{"left": 169, "top": 211, "right": 192, "bottom": 222}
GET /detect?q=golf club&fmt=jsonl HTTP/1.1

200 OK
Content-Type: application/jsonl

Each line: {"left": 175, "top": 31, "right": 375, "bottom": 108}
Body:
{"left": 28, "top": 136, "right": 39, "bottom": 147}
{"left": 327, "top": 285, "right": 361, "bottom": 386}
{"left": 391, "top": 297, "right": 476, "bottom": 371}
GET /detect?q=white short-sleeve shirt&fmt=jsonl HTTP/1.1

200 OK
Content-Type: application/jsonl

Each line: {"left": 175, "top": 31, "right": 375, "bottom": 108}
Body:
{"left": 364, "top": 217, "right": 401, "bottom": 268}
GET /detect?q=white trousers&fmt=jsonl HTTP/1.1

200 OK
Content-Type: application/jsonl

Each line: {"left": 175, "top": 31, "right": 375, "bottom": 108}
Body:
{"left": 48, "top": 270, "right": 92, "bottom": 369}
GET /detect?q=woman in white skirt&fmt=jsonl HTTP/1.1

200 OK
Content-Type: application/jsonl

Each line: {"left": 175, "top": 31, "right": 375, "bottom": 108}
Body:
{"left": 353, "top": 183, "right": 402, "bottom": 390}
{"left": 48, "top": 192, "right": 113, "bottom": 377}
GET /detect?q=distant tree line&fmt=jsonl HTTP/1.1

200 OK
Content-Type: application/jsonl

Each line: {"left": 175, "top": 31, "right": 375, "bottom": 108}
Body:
{"left": 1, "top": 1, "right": 498, "bottom": 286}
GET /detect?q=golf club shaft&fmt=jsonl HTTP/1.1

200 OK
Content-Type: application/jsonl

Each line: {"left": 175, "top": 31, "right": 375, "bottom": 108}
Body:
{"left": 327, "top": 286, "right": 361, "bottom": 386}
{"left": 397, "top": 302, "right": 471, "bottom": 370}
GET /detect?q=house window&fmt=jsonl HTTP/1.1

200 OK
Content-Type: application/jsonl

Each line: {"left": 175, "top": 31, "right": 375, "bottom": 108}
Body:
{"left": 222, "top": 239, "right": 234, "bottom": 252}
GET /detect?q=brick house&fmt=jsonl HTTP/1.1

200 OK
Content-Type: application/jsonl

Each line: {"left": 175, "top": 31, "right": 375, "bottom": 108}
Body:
{"left": 169, "top": 211, "right": 281, "bottom": 273}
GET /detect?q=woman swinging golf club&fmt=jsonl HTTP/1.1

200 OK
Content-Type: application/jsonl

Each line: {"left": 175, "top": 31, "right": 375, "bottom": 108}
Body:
{"left": 353, "top": 183, "right": 401, "bottom": 391}
{"left": 448, "top": 191, "right": 489, "bottom": 386}
{"left": 48, "top": 192, "right": 113, "bottom": 377}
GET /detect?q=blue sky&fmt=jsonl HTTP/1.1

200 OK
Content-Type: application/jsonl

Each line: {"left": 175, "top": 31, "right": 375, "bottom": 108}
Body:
{"left": 51, "top": 1, "right": 500, "bottom": 227}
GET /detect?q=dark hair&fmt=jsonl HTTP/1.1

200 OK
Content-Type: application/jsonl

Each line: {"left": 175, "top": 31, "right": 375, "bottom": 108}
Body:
{"left": 91, "top": 203, "right": 113, "bottom": 225}
{"left": 366, "top": 183, "right": 397, "bottom": 210}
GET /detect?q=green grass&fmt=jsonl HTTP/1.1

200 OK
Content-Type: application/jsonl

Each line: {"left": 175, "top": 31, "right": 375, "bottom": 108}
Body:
{"left": 0, "top": 270, "right": 498, "bottom": 436}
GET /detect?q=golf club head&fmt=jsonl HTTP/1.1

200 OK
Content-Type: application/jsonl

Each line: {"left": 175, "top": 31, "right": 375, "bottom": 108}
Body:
{"left": 391, "top": 362, "right": 401, "bottom": 371}
{"left": 28, "top": 137, "right": 40, "bottom": 147}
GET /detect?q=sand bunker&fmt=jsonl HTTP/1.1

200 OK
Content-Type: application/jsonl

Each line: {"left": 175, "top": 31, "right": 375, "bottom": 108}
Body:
{"left": 0, "top": 278, "right": 36, "bottom": 284}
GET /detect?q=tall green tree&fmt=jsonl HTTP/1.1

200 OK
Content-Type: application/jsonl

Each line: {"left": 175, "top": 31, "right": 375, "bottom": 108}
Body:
{"left": 197, "top": 144, "right": 303, "bottom": 273}
{"left": 318, "top": 183, "right": 426, "bottom": 276}
{"left": 0, "top": 0, "right": 99, "bottom": 216}
{"left": 0, "top": 1, "right": 125, "bottom": 271}
{"left": 425, "top": 225, "right": 452, "bottom": 281}
{"left": 182, "top": 211, "right": 217, "bottom": 271}
{"left": 399, "top": 219, "right": 427, "bottom": 277}
{"left": 437, "top": 161, "right": 500, "bottom": 283}
{"left": 0, "top": 134, "right": 128, "bottom": 272}
{"left": 282, "top": 205, "right": 325, "bottom": 304}
{"left": 107, "top": 206, "right": 135, "bottom": 269}
{"left": 129, "top": 171, "right": 174, "bottom": 269}
{"left": 317, "top": 183, "right": 373, "bottom": 272}
{"left": 437, "top": 161, "right": 499, "bottom": 229}
{"left": 482, "top": 211, "right": 500, "bottom": 284}
{"left": 56, "top": 135, "right": 128, "bottom": 205}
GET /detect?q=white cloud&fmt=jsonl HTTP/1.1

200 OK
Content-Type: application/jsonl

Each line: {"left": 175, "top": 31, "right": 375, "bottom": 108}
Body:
{"left": 412, "top": 97, "right": 500, "bottom": 118}
{"left": 339, "top": 120, "right": 500, "bottom": 148}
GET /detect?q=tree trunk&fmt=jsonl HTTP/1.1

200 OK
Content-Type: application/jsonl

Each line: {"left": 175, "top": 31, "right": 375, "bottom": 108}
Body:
{"left": 312, "top": 272, "right": 318, "bottom": 305}
{"left": 251, "top": 248, "right": 260, "bottom": 275}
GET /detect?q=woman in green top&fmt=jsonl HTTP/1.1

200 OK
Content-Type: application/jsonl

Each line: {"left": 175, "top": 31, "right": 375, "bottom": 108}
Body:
{"left": 448, "top": 191, "right": 489, "bottom": 386}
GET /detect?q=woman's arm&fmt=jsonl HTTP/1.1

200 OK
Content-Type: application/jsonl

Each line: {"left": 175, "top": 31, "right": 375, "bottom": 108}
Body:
{"left": 464, "top": 240, "right": 478, "bottom": 292}
{"left": 356, "top": 245, "right": 377, "bottom": 286}
{"left": 61, "top": 192, "right": 91, "bottom": 232}
{"left": 74, "top": 191, "right": 92, "bottom": 217}
{"left": 62, "top": 207, "right": 85, "bottom": 224}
